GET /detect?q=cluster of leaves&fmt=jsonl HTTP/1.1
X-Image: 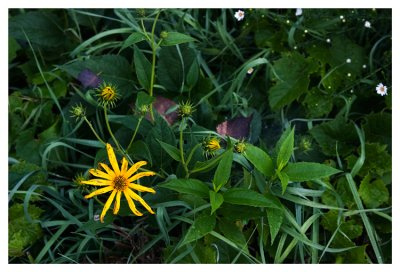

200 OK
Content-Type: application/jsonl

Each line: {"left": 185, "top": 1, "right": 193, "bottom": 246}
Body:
{"left": 8, "top": 8, "right": 391, "bottom": 264}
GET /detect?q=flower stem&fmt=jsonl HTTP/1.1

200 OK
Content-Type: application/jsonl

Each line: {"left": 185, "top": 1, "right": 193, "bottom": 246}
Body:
{"left": 83, "top": 116, "right": 106, "bottom": 146}
{"left": 179, "top": 118, "right": 189, "bottom": 178}
{"left": 127, "top": 116, "right": 143, "bottom": 151}
{"left": 148, "top": 11, "right": 161, "bottom": 122}
{"left": 103, "top": 106, "right": 123, "bottom": 153}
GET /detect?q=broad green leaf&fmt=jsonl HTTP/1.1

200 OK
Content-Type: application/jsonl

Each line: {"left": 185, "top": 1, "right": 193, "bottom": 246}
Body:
{"left": 362, "top": 112, "right": 392, "bottom": 149}
{"left": 277, "top": 127, "right": 295, "bottom": 171}
{"left": 213, "top": 148, "right": 233, "bottom": 191}
{"left": 161, "top": 32, "right": 196, "bottom": 46}
{"left": 135, "top": 91, "right": 156, "bottom": 108}
{"left": 266, "top": 207, "right": 284, "bottom": 244}
{"left": 359, "top": 175, "right": 389, "bottom": 208}
{"left": 121, "top": 32, "right": 146, "bottom": 50}
{"left": 244, "top": 144, "right": 273, "bottom": 177}
{"left": 134, "top": 46, "right": 152, "bottom": 91}
{"left": 157, "top": 44, "right": 196, "bottom": 93}
{"left": 186, "top": 58, "right": 199, "bottom": 88}
{"left": 302, "top": 87, "right": 333, "bottom": 118}
{"left": 223, "top": 188, "right": 280, "bottom": 209}
{"left": 61, "top": 54, "right": 134, "bottom": 95}
{"left": 191, "top": 150, "right": 226, "bottom": 174}
{"left": 157, "top": 140, "right": 181, "bottom": 162}
{"left": 268, "top": 52, "right": 318, "bottom": 110}
{"left": 9, "top": 37, "right": 21, "bottom": 63}
{"left": 218, "top": 218, "right": 249, "bottom": 254}
{"left": 9, "top": 203, "right": 44, "bottom": 257}
{"left": 181, "top": 212, "right": 216, "bottom": 246}
{"left": 209, "top": 190, "right": 224, "bottom": 215}
{"left": 158, "top": 178, "right": 209, "bottom": 198}
{"left": 277, "top": 170, "right": 289, "bottom": 194}
{"left": 309, "top": 116, "right": 358, "bottom": 156}
{"left": 282, "top": 162, "right": 341, "bottom": 181}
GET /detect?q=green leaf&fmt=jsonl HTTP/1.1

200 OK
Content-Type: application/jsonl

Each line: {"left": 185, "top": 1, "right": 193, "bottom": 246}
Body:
{"left": 244, "top": 144, "right": 273, "bottom": 177}
{"left": 359, "top": 175, "right": 389, "bottom": 208}
{"left": 9, "top": 37, "right": 21, "bottom": 63}
{"left": 61, "top": 54, "right": 134, "bottom": 95}
{"left": 277, "top": 127, "right": 295, "bottom": 171}
{"left": 218, "top": 218, "right": 249, "bottom": 254}
{"left": 181, "top": 212, "right": 216, "bottom": 246}
{"left": 268, "top": 52, "right": 318, "bottom": 110}
{"left": 9, "top": 203, "right": 44, "bottom": 257}
{"left": 266, "top": 207, "right": 284, "bottom": 244}
{"left": 209, "top": 190, "right": 224, "bottom": 215}
{"left": 309, "top": 116, "right": 358, "bottom": 156}
{"left": 157, "top": 139, "right": 181, "bottom": 162}
{"left": 121, "top": 32, "right": 146, "bottom": 50}
{"left": 157, "top": 44, "right": 196, "bottom": 93}
{"left": 161, "top": 32, "right": 196, "bottom": 46}
{"left": 362, "top": 112, "right": 392, "bottom": 149}
{"left": 159, "top": 178, "right": 209, "bottom": 198}
{"left": 282, "top": 162, "right": 341, "bottom": 181}
{"left": 186, "top": 58, "right": 199, "bottom": 88}
{"left": 277, "top": 170, "right": 289, "bottom": 194}
{"left": 213, "top": 148, "right": 233, "bottom": 191}
{"left": 135, "top": 91, "right": 156, "bottom": 108}
{"left": 223, "top": 188, "right": 280, "bottom": 209}
{"left": 134, "top": 46, "right": 152, "bottom": 91}
{"left": 191, "top": 150, "right": 225, "bottom": 174}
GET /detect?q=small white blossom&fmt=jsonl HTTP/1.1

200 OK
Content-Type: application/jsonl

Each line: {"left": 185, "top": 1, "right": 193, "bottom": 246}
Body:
{"left": 234, "top": 10, "right": 245, "bottom": 21}
{"left": 347, "top": 73, "right": 352, "bottom": 77}
{"left": 365, "top": 21, "right": 371, "bottom": 28}
{"left": 376, "top": 83, "right": 388, "bottom": 96}
{"left": 286, "top": 20, "right": 290, "bottom": 24}
{"left": 340, "top": 15, "right": 344, "bottom": 19}
{"left": 94, "top": 214, "right": 100, "bottom": 221}
{"left": 247, "top": 67, "right": 254, "bottom": 75}
{"left": 326, "top": 38, "right": 331, "bottom": 43}
{"left": 363, "top": 64, "right": 367, "bottom": 69}
{"left": 342, "top": 19, "right": 346, "bottom": 23}
{"left": 346, "top": 58, "right": 351, "bottom": 63}
{"left": 295, "top": 8, "right": 303, "bottom": 16}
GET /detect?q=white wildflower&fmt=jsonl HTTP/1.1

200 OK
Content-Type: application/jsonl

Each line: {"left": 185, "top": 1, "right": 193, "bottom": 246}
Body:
{"left": 295, "top": 8, "right": 303, "bottom": 16}
{"left": 234, "top": 10, "right": 245, "bottom": 21}
{"left": 375, "top": 83, "right": 388, "bottom": 96}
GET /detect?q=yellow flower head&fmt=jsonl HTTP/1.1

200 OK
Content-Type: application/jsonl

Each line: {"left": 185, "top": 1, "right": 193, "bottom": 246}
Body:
{"left": 81, "top": 143, "right": 156, "bottom": 223}
{"left": 96, "top": 82, "right": 120, "bottom": 108}
{"left": 202, "top": 136, "right": 221, "bottom": 158}
{"left": 234, "top": 140, "right": 247, "bottom": 154}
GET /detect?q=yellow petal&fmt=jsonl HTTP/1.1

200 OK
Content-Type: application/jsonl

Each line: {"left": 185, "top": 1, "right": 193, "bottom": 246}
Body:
{"left": 89, "top": 169, "right": 112, "bottom": 180}
{"left": 128, "top": 183, "right": 156, "bottom": 194}
{"left": 81, "top": 179, "right": 112, "bottom": 186}
{"left": 84, "top": 186, "right": 114, "bottom": 199}
{"left": 126, "top": 188, "right": 155, "bottom": 214}
{"left": 127, "top": 171, "right": 155, "bottom": 183}
{"left": 125, "top": 161, "right": 147, "bottom": 178}
{"left": 123, "top": 191, "right": 143, "bottom": 216}
{"left": 120, "top": 157, "right": 128, "bottom": 175}
{"left": 99, "top": 163, "right": 116, "bottom": 178}
{"left": 100, "top": 190, "right": 117, "bottom": 223}
{"left": 113, "top": 191, "right": 122, "bottom": 214}
{"left": 106, "top": 143, "right": 120, "bottom": 175}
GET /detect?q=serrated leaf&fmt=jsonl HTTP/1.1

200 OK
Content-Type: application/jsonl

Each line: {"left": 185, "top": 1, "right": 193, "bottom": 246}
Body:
{"left": 223, "top": 188, "right": 280, "bottom": 209}
{"left": 134, "top": 46, "right": 152, "bottom": 91}
{"left": 209, "top": 190, "right": 224, "bottom": 214}
{"left": 359, "top": 175, "right": 389, "bottom": 208}
{"left": 266, "top": 207, "right": 284, "bottom": 244}
{"left": 213, "top": 148, "right": 233, "bottom": 191}
{"left": 282, "top": 162, "right": 341, "bottom": 181}
{"left": 268, "top": 52, "right": 318, "bottom": 110}
{"left": 161, "top": 32, "right": 196, "bottom": 46}
{"left": 243, "top": 144, "right": 273, "bottom": 177}
{"left": 159, "top": 178, "right": 209, "bottom": 198}
{"left": 181, "top": 212, "right": 216, "bottom": 246}
{"left": 277, "top": 127, "right": 295, "bottom": 171}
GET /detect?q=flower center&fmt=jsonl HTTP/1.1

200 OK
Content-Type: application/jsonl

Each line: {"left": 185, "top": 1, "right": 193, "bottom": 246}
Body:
{"left": 113, "top": 175, "right": 128, "bottom": 191}
{"left": 101, "top": 87, "right": 116, "bottom": 101}
{"left": 379, "top": 86, "right": 385, "bottom": 92}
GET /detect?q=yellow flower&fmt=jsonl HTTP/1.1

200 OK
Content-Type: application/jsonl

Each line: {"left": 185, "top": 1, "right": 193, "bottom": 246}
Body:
{"left": 81, "top": 143, "right": 156, "bottom": 223}
{"left": 234, "top": 140, "right": 246, "bottom": 154}
{"left": 202, "top": 136, "right": 221, "bottom": 157}
{"left": 96, "top": 82, "right": 119, "bottom": 108}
